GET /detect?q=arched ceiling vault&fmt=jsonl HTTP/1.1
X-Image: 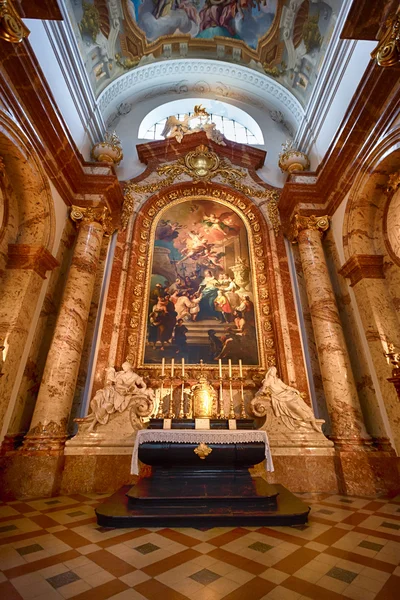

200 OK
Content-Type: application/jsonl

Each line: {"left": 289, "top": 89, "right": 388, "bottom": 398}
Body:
{"left": 66, "top": 0, "right": 345, "bottom": 117}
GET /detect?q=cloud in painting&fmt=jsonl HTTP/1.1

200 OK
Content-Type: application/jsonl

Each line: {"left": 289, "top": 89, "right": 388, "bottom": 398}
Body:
{"left": 138, "top": 0, "right": 198, "bottom": 41}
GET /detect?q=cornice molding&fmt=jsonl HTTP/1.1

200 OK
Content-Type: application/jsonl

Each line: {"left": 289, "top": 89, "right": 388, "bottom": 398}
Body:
{"left": 7, "top": 244, "right": 59, "bottom": 279}
{"left": 0, "top": 34, "right": 123, "bottom": 217}
{"left": 97, "top": 59, "right": 304, "bottom": 128}
{"left": 339, "top": 255, "right": 385, "bottom": 287}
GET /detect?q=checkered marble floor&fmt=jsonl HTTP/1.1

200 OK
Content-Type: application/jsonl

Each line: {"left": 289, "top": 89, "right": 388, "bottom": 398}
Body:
{"left": 0, "top": 491, "right": 399, "bottom": 600}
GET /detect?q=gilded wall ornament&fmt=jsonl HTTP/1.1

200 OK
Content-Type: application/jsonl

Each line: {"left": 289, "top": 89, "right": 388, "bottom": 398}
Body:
{"left": 371, "top": 13, "right": 400, "bottom": 68}
{"left": 194, "top": 442, "right": 213, "bottom": 459}
{"left": 0, "top": 0, "right": 29, "bottom": 43}
{"left": 288, "top": 214, "right": 330, "bottom": 243}
{"left": 158, "top": 145, "right": 245, "bottom": 183}
{"left": 387, "top": 172, "right": 400, "bottom": 193}
{"left": 70, "top": 205, "right": 114, "bottom": 235}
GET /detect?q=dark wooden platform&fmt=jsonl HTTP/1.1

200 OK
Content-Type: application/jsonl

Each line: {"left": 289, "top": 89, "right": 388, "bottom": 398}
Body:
{"left": 95, "top": 481, "right": 310, "bottom": 528}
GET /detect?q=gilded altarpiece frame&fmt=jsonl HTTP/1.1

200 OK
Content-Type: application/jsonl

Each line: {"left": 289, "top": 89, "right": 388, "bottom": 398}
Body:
{"left": 116, "top": 181, "right": 287, "bottom": 383}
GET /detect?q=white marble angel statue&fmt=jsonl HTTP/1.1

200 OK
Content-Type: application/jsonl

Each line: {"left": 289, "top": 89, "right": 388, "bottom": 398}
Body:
{"left": 256, "top": 367, "right": 320, "bottom": 432}
{"left": 83, "top": 362, "right": 155, "bottom": 432}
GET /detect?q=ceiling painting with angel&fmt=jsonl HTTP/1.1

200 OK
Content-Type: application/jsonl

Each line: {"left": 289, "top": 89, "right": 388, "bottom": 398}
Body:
{"left": 130, "top": 0, "right": 278, "bottom": 49}
{"left": 144, "top": 199, "right": 260, "bottom": 366}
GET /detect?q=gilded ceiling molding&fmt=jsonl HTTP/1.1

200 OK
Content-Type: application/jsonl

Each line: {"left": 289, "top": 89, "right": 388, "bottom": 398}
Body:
{"left": 287, "top": 214, "right": 330, "bottom": 243}
{"left": 371, "top": 12, "right": 400, "bottom": 67}
{"left": 0, "top": 0, "right": 29, "bottom": 43}
{"left": 70, "top": 205, "right": 114, "bottom": 236}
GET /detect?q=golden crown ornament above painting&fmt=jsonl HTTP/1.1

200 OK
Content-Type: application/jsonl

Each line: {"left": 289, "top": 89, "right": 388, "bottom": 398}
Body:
{"left": 91, "top": 131, "right": 123, "bottom": 165}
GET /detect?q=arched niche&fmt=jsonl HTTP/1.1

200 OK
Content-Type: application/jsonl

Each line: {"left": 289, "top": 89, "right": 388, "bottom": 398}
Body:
{"left": 0, "top": 112, "right": 55, "bottom": 254}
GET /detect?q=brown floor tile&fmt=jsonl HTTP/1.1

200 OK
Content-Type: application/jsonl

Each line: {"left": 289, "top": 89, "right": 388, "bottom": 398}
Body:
{"left": 324, "top": 546, "right": 395, "bottom": 573}
{"left": 142, "top": 548, "right": 201, "bottom": 577}
{"left": 135, "top": 578, "right": 194, "bottom": 600}
{"left": 5, "top": 502, "right": 33, "bottom": 514}
{"left": 364, "top": 501, "right": 387, "bottom": 512}
{"left": 341, "top": 512, "right": 371, "bottom": 526}
{"left": 353, "top": 525, "right": 400, "bottom": 543}
{"left": 98, "top": 528, "right": 150, "bottom": 548}
{"left": 313, "top": 526, "right": 348, "bottom": 546}
{"left": 69, "top": 578, "right": 129, "bottom": 600}
{"left": 43, "top": 502, "right": 80, "bottom": 514}
{"left": 318, "top": 502, "right": 354, "bottom": 513}
{"left": 376, "top": 511, "right": 400, "bottom": 522}
{"left": 310, "top": 516, "right": 340, "bottom": 526}
{"left": 222, "top": 576, "right": 276, "bottom": 600}
{"left": 273, "top": 547, "right": 319, "bottom": 575}
{"left": 53, "top": 529, "right": 92, "bottom": 548}
{"left": 158, "top": 528, "right": 201, "bottom": 547}
{"left": 207, "top": 526, "right": 249, "bottom": 547}
{"left": 208, "top": 548, "right": 266, "bottom": 575}
{"left": 69, "top": 494, "right": 95, "bottom": 502}
{"left": 0, "top": 581, "right": 24, "bottom": 600}
{"left": 65, "top": 517, "right": 97, "bottom": 529}
{"left": 30, "top": 514, "right": 60, "bottom": 529}
{"left": 257, "top": 526, "right": 307, "bottom": 546}
{"left": 4, "top": 549, "right": 80, "bottom": 579}
{"left": 375, "top": 574, "right": 400, "bottom": 600}
{"left": 88, "top": 549, "right": 135, "bottom": 577}
{"left": 0, "top": 530, "right": 44, "bottom": 545}
{"left": 283, "top": 575, "right": 348, "bottom": 600}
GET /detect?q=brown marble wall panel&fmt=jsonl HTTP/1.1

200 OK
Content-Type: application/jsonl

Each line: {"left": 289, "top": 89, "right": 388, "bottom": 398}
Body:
{"left": 264, "top": 455, "right": 338, "bottom": 494}
{"left": 0, "top": 269, "right": 45, "bottom": 433}
{"left": 324, "top": 232, "right": 389, "bottom": 442}
{"left": 5, "top": 220, "right": 76, "bottom": 442}
{"left": 291, "top": 243, "right": 329, "bottom": 425}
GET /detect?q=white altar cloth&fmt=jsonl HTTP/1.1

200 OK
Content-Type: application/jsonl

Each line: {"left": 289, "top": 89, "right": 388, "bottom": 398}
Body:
{"left": 131, "top": 429, "right": 274, "bottom": 475}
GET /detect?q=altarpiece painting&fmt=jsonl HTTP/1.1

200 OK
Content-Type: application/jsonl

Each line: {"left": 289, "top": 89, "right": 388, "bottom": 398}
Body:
{"left": 143, "top": 198, "right": 260, "bottom": 366}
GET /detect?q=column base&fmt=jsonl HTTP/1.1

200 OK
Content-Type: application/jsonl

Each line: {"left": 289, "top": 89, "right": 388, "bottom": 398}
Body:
{"left": 22, "top": 434, "right": 67, "bottom": 453}
{"left": 335, "top": 449, "right": 400, "bottom": 496}
{"left": 0, "top": 451, "right": 65, "bottom": 500}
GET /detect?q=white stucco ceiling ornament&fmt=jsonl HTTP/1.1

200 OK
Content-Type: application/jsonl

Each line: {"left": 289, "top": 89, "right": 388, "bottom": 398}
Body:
{"left": 98, "top": 58, "right": 304, "bottom": 135}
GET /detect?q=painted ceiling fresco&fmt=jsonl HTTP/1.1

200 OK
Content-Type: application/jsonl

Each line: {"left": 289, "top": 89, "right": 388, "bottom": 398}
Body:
{"left": 66, "top": 0, "right": 343, "bottom": 106}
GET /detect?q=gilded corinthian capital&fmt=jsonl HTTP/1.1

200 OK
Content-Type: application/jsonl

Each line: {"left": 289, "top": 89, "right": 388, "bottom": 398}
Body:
{"left": 287, "top": 214, "right": 330, "bottom": 243}
{"left": 0, "top": 0, "right": 30, "bottom": 43}
{"left": 371, "top": 12, "right": 400, "bottom": 68}
{"left": 70, "top": 205, "right": 114, "bottom": 235}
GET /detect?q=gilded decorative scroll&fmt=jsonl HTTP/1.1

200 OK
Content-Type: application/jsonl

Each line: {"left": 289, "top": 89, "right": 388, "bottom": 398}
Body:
{"left": 0, "top": 0, "right": 29, "bottom": 43}
{"left": 371, "top": 12, "right": 400, "bottom": 68}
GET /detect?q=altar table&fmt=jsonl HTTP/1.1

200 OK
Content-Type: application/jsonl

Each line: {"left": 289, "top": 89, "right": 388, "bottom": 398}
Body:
{"left": 131, "top": 428, "right": 274, "bottom": 475}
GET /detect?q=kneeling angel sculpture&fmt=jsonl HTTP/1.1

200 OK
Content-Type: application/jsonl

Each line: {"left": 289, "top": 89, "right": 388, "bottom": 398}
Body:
{"left": 83, "top": 362, "right": 155, "bottom": 432}
{"left": 252, "top": 367, "right": 320, "bottom": 432}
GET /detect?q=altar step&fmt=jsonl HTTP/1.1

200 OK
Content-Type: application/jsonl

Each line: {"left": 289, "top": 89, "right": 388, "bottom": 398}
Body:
{"left": 184, "top": 318, "right": 226, "bottom": 345}
{"left": 95, "top": 481, "right": 310, "bottom": 528}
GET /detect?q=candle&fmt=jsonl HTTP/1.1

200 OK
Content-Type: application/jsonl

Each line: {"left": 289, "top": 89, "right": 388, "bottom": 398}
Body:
{"left": 182, "top": 357, "right": 185, "bottom": 377}
{"left": 239, "top": 359, "right": 243, "bottom": 378}
{"left": 219, "top": 358, "right": 222, "bottom": 378}
{"left": 161, "top": 357, "right": 165, "bottom": 376}
{"left": 171, "top": 358, "right": 174, "bottom": 378}
{"left": 228, "top": 359, "right": 232, "bottom": 378}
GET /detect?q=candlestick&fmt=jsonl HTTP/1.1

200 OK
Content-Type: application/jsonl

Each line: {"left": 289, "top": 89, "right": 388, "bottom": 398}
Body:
{"left": 219, "top": 358, "right": 222, "bottom": 378}
{"left": 228, "top": 359, "right": 232, "bottom": 378}
{"left": 179, "top": 380, "right": 185, "bottom": 419}
{"left": 182, "top": 357, "right": 185, "bottom": 377}
{"left": 219, "top": 377, "right": 225, "bottom": 419}
{"left": 239, "top": 359, "right": 243, "bottom": 378}
{"left": 228, "top": 374, "right": 235, "bottom": 419}
{"left": 171, "top": 358, "right": 174, "bottom": 378}
{"left": 239, "top": 376, "right": 246, "bottom": 419}
{"left": 156, "top": 375, "right": 166, "bottom": 418}
{"left": 167, "top": 379, "right": 175, "bottom": 419}
{"left": 161, "top": 357, "right": 165, "bottom": 376}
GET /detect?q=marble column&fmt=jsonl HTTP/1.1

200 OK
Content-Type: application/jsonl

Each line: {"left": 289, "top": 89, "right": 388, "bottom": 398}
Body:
{"left": 340, "top": 254, "right": 400, "bottom": 453}
{"left": 289, "top": 215, "right": 370, "bottom": 448}
{"left": 22, "top": 206, "right": 112, "bottom": 453}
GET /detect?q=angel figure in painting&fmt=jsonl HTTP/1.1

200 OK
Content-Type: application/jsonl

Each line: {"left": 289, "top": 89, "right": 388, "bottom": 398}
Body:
{"left": 82, "top": 362, "right": 155, "bottom": 432}
{"left": 256, "top": 367, "right": 320, "bottom": 432}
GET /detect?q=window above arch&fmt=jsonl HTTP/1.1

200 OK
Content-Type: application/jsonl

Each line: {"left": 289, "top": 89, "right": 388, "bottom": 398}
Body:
{"left": 138, "top": 99, "right": 264, "bottom": 146}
